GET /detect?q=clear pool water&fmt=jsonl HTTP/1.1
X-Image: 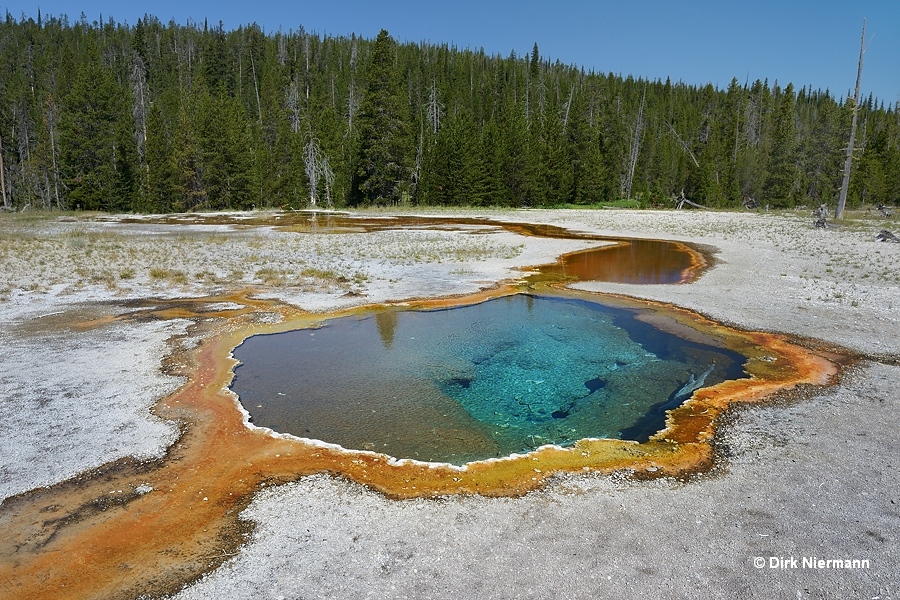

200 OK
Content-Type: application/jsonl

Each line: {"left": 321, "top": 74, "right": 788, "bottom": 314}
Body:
{"left": 231, "top": 295, "right": 746, "bottom": 464}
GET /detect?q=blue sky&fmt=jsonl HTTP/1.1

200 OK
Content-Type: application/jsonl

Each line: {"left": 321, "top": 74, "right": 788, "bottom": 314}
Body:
{"left": 6, "top": 1, "right": 899, "bottom": 104}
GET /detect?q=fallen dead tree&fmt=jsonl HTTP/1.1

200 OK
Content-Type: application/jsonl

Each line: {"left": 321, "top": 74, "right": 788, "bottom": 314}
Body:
{"left": 875, "top": 229, "right": 899, "bottom": 242}
{"left": 671, "top": 362, "right": 716, "bottom": 405}
{"left": 814, "top": 204, "right": 830, "bottom": 229}
{"left": 672, "top": 191, "right": 710, "bottom": 210}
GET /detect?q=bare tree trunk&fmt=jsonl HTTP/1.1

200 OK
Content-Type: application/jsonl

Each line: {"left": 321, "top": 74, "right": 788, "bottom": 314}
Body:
{"left": 413, "top": 127, "right": 423, "bottom": 191}
{"left": 0, "top": 132, "right": 8, "bottom": 209}
{"left": 836, "top": 19, "right": 866, "bottom": 220}
{"left": 304, "top": 33, "right": 310, "bottom": 100}
{"left": 667, "top": 122, "right": 700, "bottom": 168}
{"left": 277, "top": 30, "right": 287, "bottom": 66}
{"left": 347, "top": 79, "right": 357, "bottom": 134}
{"left": 536, "top": 80, "right": 546, "bottom": 120}
{"left": 304, "top": 138, "right": 320, "bottom": 207}
{"left": 732, "top": 109, "right": 741, "bottom": 163}
{"left": 46, "top": 98, "right": 62, "bottom": 209}
{"left": 426, "top": 80, "right": 442, "bottom": 135}
{"left": 347, "top": 38, "right": 359, "bottom": 135}
{"left": 287, "top": 76, "right": 301, "bottom": 134}
{"left": 624, "top": 86, "right": 646, "bottom": 201}
{"left": 41, "top": 171, "right": 52, "bottom": 210}
{"left": 131, "top": 56, "right": 150, "bottom": 185}
{"left": 561, "top": 85, "right": 574, "bottom": 134}
{"left": 321, "top": 156, "right": 334, "bottom": 209}
{"left": 250, "top": 53, "right": 263, "bottom": 126}
{"left": 524, "top": 76, "right": 530, "bottom": 127}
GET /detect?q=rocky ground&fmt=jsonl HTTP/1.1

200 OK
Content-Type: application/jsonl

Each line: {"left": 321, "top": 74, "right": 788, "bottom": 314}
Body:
{"left": 1, "top": 208, "right": 897, "bottom": 599}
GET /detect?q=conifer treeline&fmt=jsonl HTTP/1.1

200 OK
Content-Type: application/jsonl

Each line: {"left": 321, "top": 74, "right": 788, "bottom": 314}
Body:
{"left": 1, "top": 13, "right": 898, "bottom": 212}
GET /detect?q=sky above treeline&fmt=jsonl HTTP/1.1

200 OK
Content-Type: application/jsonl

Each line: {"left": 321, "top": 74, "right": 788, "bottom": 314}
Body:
{"left": 7, "top": 1, "right": 899, "bottom": 105}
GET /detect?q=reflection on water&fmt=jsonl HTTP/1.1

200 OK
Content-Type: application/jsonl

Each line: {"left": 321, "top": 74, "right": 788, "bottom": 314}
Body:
{"left": 535, "top": 240, "right": 697, "bottom": 285}
{"left": 115, "top": 211, "right": 708, "bottom": 284}
{"left": 231, "top": 295, "right": 746, "bottom": 464}
{"left": 374, "top": 311, "right": 399, "bottom": 349}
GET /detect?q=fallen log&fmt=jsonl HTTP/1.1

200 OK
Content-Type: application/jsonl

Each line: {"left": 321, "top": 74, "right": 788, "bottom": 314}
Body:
{"left": 671, "top": 362, "right": 716, "bottom": 405}
{"left": 875, "top": 229, "right": 899, "bottom": 243}
{"left": 677, "top": 198, "right": 710, "bottom": 210}
{"left": 672, "top": 191, "right": 710, "bottom": 210}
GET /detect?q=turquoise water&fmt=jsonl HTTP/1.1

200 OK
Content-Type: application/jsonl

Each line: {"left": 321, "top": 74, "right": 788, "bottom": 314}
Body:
{"left": 231, "top": 295, "right": 746, "bottom": 464}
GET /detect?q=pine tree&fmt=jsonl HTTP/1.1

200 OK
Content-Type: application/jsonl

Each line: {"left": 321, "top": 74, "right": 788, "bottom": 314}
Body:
{"left": 352, "top": 29, "right": 413, "bottom": 205}
{"left": 480, "top": 120, "right": 506, "bottom": 206}
{"left": 145, "top": 103, "right": 178, "bottom": 212}
{"left": 763, "top": 83, "right": 798, "bottom": 206}
{"left": 499, "top": 100, "right": 533, "bottom": 206}
{"left": 533, "top": 112, "right": 573, "bottom": 206}
{"left": 420, "top": 110, "right": 484, "bottom": 205}
{"left": 0, "top": 13, "right": 897, "bottom": 213}
{"left": 530, "top": 43, "right": 540, "bottom": 80}
{"left": 852, "top": 115, "right": 889, "bottom": 206}
{"left": 58, "top": 51, "right": 126, "bottom": 211}
{"left": 691, "top": 85, "right": 726, "bottom": 206}
{"left": 720, "top": 78, "right": 745, "bottom": 203}
{"left": 566, "top": 85, "right": 606, "bottom": 205}
{"left": 797, "top": 91, "right": 842, "bottom": 206}
{"left": 172, "top": 100, "right": 203, "bottom": 211}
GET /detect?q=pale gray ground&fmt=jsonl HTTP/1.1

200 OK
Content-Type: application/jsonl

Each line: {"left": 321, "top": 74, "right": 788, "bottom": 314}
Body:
{"left": 0, "top": 308, "right": 187, "bottom": 499}
{"left": 0, "top": 209, "right": 897, "bottom": 599}
{"left": 172, "top": 362, "right": 898, "bottom": 600}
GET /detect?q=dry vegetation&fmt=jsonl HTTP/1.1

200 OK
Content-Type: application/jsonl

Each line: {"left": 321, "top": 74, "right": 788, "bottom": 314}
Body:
{"left": 0, "top": 211, "right": 525, "bottom": 302}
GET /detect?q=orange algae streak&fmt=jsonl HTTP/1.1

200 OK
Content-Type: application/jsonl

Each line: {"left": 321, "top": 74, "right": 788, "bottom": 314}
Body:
{"left": 524, "top": 239, "right": 708, "bottom": 286}
{"left": 0, "top": 294, "right": 838, "bottom": 597}
{"left": 0, "top": 292, "right": 839, "bottom": 600}
{"left": 190, "top": 289, "right": 838, "bottom": 501}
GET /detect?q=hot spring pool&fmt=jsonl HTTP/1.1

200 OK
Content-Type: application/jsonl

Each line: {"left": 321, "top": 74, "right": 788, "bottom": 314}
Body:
{"left": 231, "top": 294, "right": 747, "bottom": 464}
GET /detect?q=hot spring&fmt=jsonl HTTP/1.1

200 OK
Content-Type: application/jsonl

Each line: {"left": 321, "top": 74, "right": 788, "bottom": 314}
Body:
{"left": 231, "top": 294, "right": 747, "bottom": 465}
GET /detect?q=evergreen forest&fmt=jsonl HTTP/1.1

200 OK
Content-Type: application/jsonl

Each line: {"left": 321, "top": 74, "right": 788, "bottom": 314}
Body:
{"left": 1, "top": 12, "right": 898, "bottom": 213}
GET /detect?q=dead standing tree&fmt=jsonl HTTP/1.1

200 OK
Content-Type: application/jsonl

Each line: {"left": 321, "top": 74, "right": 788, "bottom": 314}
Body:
{"left": 304, "top": 138, "right": 321, "bottom": 208}
{"left": 667, "top": 122, "right": 700, "bottom": 169}
{"left": 425, "top": 80, "right": 443, "bottom": 135}
{"left": 320, "top": 156, "right": 335, "bottom": 209}
{"left": 303, "top": 137, "right": 335, "bottom": 209}
{"left": 0, "top": 132, "right": 8, "bottom": 210}
{"left": 836, "top": 19, "right": 867, "bottom": 220}
{"left": 623, "top": 86, "right": 646, "bottom": 201}
{"left": 130, "top": 56, "right": 149, "bottom": 177}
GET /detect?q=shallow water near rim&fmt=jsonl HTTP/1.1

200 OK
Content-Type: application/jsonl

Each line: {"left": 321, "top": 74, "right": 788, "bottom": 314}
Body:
{"left": 232, "top": 294, "right": 747, "bottom": 464}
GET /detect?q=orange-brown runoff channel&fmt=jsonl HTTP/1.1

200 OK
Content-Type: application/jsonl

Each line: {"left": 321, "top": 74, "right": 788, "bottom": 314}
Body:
{"left": 0, "top": 229, "right": 839, "bottom": 600}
